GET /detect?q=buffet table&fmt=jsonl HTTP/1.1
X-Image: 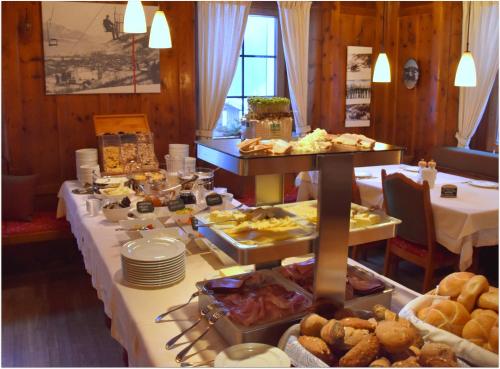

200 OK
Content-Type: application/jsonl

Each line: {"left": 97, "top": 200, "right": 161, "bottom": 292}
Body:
{"left": 58, "top": 180, "right": 420, "bottom": 366}
{"left": 296, "top": 165, "right": 499, "bottom": 271}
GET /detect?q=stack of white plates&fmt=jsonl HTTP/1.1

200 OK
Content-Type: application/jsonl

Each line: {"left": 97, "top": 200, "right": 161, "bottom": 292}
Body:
{"left": 76, "top": 148, "right": 98, "bottom": 185}
{"left": 121, "top": 238, "right": 186, "bottom": 288}
{"left": 169, "top": 144, "right": 189, "bottom": 158}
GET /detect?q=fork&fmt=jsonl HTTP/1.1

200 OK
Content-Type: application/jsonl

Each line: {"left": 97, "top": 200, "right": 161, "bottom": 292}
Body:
{"left": 155, "top": 291, "right": 201, "bottom": 323}
{"left": 175, "top": 310, "right": 225, "bottom": 363}
{"left": 165, "top": 305, "right": 212, "bottom": 350}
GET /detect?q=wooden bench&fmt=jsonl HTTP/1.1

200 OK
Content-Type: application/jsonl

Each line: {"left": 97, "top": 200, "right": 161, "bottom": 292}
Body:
{"left": 2, "top": 211, "right": 72, "bottom": 246}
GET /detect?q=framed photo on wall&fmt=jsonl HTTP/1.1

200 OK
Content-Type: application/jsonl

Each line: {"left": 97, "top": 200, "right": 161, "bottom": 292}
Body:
{"left": 345, "top": 46, "right": 372, "bottom": 127}
{"left": 41, "top": 2, "right": 161, "bottom": 95}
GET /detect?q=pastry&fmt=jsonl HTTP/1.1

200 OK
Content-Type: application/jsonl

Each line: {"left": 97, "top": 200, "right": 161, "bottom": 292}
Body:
{"left": 373, "top": 304, "right": 398, "bottom": 321}
{"left": 391, "top": 356, "right": 420, "bottom": 367}
{"left": 422, "top": 300, "right": 470, "bottom": 336}
{"left": 237, "top": 137, "right": 261, "bottom": 150}
{"left": 477, "top": 290, "right": 499, "bottom": 312}
{"left": 369, "top": 357, "right": 391, "bottom": 367}
{"left": 471, "top": 308, "right": 498, "bottom": 320}
{"left": 340, "top": 317, "right": 377, "bottom": 331}
{"left": 437, "top": 272, "right": 475, "bottom": 298}
{"left": 339, "top": 335, "right": 380, "bottom": 367}
{"left": 375, "top": 320, "right": 416, "bottom": 354}
{"left": 342, "top": 326, "right": 371, "bottom": 349}
{"left": 320, "top": 319, "right": 344, "bottom": 346}
{"left": 300, "top": 313, "right": 328, "bottom": 337}
{"left": 298, "top": 336, "right": 335, "bottom": 365}
{"left": 418, "top": 342, "right": 458, "bottom": 367}
{"left": 462, "top": 313, "right": 498, "bottom": 347}
{"left": 457, "top": 275, "right": 489, "bottom": 312}
{"left": 417, "top": 306, "right": 431, "bottom": 321}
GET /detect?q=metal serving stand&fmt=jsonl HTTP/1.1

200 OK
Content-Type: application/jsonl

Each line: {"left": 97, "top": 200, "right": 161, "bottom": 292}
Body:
{"left": 196, "top": 138, "right": 403, "bottom": 305}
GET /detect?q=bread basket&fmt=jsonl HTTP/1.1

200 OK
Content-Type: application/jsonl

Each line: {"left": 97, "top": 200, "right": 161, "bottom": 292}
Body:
{"left": 399, "top": 294, "right": 498, "bottom": 367}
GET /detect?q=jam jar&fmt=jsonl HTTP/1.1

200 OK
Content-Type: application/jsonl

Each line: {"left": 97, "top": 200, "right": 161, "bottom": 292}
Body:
{"left": 179, "top": 190, "right": 196, "bottom": 205}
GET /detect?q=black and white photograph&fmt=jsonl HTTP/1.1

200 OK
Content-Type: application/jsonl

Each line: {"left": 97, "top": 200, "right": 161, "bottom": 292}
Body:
{"left": 42, "top": 2, "right": 160, "bottom": 95}
{"left": 346, "top": 103, "right": 371, "bottom": 121}
{"left": 404, "top": 58, "right": 420, "bottom": 89}
{"left": 345, "top": 46, "right": 372, "bottom": 127}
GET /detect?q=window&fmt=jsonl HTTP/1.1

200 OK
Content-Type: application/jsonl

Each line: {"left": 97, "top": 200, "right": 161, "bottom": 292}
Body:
{"left": 213, "top": 12, "right": 285, "bottom": 137}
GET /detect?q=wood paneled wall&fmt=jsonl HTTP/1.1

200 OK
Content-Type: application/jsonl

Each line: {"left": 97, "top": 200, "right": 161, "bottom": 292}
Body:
{"left": 310, "top": 1, "right": 462, "bottom": 161}
{"left": 2, "top": 1, "right": 196, "bottom": 195}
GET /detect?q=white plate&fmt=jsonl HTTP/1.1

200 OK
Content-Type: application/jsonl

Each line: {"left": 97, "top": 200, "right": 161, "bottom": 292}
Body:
{"left": 118, "top": 218, "right": 165, "bottom": 231}
{"left": 468, "top": 180, "right": 499, "bottom": 189}
{"left": 122, "top": 261, "right": 185, "bottom": 275}
{"left": 121, "top": 238, "right": 185, "bottom": 262}
{"left": 214, "top": 343, "right": 290, "bottom": 368}
{"left": 139, "top": 227, "right": 191, "bottom": 244}
{"left": 125, "top": 274, "right": 185, "bottom": 288}
{"left": 124, "top": 271, "right": 185, "bottom": 283}
{"left": 355, "top": 171, "right": 372, "bottom": 179}
{"left": 400, "top": 165, "right": 419, "bottom": 172}
{"left": 121, "top": 254, "right": 185, "bottom": 267}
{"left": 95, "top": 176, "right": 129, "bottom": 186}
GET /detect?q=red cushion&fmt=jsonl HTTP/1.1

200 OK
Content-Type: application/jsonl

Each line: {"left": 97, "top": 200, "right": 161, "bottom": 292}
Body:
{"left": 2, "top": 211, "right": 70, "bottom": 237}
{"left": 391, "top": 236, "right": 457, "bottom": 262}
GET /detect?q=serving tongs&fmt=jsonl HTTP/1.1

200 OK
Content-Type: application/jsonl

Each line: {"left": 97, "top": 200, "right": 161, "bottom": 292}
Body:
{"left": 155, "top": 290, "right": 213, "bottom": 323}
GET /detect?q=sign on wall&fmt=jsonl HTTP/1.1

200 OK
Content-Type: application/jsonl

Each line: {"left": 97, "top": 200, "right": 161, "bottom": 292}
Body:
{"left": 345, "top": 46, "right": 372, "bottom": 127}
{"left": 41, "top": 2, "right": 160, "bottom": 95}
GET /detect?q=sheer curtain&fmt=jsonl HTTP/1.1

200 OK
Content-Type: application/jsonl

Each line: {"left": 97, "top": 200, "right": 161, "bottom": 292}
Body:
{"left": 197, "top": 2, "right": 251, "bottom": 138}
{"left": 456, "top": 1, "right": 499, "bottom": 148}
{"left": 278, "top": 1, "right": 312, "bottom": 136}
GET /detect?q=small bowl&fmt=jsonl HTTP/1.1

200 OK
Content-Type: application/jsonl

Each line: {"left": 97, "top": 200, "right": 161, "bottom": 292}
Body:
{"left": 102, "top": 206, "right": 131, "bottom": 222}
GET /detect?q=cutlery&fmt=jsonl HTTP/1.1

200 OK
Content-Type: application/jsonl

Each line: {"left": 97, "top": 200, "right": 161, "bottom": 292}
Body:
{"left": 155, "top": 291, "right": 201, "bottom": 323}
{"left": 175, "top": 310, "right": 225, "bottom": 363}
{"left": 174, "top": 220, "right": 197, "bottom": 240}
{"left": 165, "top": 305, "right": 211, "bottom": 349}
{"left": 180, "top": 360, "right": 214, "bottom": 367}
{"left": 115, "top": 226, "right": 150, "bottom": 231}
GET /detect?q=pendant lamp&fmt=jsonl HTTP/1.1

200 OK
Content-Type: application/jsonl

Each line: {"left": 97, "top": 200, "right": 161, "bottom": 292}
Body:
{"left": 149, "top": 11, "right": 172, "bottom": 48}
{"left": 373, "top": 2, "right": 391, "bottom": 83}
{"left": 124, "top": 0, "right": 147, "bottom": 34}
{"left": 455, "top": 1, "right": 477, "bottom": 87}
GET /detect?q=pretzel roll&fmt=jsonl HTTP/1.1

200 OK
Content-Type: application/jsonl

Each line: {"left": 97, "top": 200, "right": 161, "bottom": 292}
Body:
{"left": 462, "top": 314, "right": 498, "bottom": 347}
{"left": 437, "top": 272, "right": 475, "bottom": 298}
{"left": 478, "top": 290, "right": 499, "bottom": 312}
{"left": 457, "top": 275, "right": 489, "bottom": 312}
{"left": 423, "top": 300, "right": 470, "bottom": 336}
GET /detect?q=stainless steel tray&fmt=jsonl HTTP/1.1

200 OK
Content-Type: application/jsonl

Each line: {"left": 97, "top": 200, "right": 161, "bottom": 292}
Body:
{"left": 196, "top": 139, "right": 403, "bottom": 176}
{"left": 196, "top": 270, "right": 313, "bottom": 346}
{"left": 196, "top": 203, "right": 401, "bottom": 265}
{"left": 275, "top": 262, "right": 394, "bottom": 311}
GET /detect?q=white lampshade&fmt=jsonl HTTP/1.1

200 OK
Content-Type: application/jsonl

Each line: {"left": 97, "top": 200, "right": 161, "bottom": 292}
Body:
{"left": 149, "top": 11, "right": 172, "bottom": 48}
{"left": 372, "top": 52, "right": 391, "bottom": 83}
{"left": 124, "top": 0, "right": 146, "bottom": 34}
{"left": 454, "top": 51, "right": 477, "bottom": 87}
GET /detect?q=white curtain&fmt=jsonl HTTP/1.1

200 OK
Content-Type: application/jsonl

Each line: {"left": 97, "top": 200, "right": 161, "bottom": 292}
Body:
{"left": 197, "top": 2, "right": 251, "bottom": 138}
{"left": 278, "top": 1, "right": 312, "bottom": 136}
{"left": 456, "top": 1, "right": 499, "bottom": 147}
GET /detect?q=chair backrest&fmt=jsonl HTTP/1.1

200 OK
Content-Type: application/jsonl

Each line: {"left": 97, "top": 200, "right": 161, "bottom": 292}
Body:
{"left": 381, "top": 169, "right": 436, "bottom": 248}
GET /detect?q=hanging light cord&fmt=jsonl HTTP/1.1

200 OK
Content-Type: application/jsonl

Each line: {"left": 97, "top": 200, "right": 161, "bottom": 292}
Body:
{"left": 381, "top": 2, "right": 386, "bottom": 51}
{"left": 466, "top": 0, "right": 472, "bottom": 51}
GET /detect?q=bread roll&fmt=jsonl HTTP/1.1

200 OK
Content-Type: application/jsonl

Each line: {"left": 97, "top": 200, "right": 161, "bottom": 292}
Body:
{"left": 471, "top": 308, "right": 498, "bottom": 320}
{"left": 417, "top": 306, "right": 431, "bottom": 321}
{"left": 370, "top": 357, "right": 391, "bottom": 367}
{"left": 418, "top": 342, "right": 458, "bottom": 367}
{"left": 489, "top": 325, "right": 498, "bottom": 353}
{"left": 391, "top": 356, "right": 420, "bottom": 367}
{"left": 320, "top": 319, "right": 344, "bottom": 346}
{"left": 375, "top": 320, "right": 416, "bottom": 354}
{"left": 423, "top": 300, "right": 470, "bottom": 336}
{"left": 339, "top": 335, "right": 380, "bottom": 367}
{"left": 462, "top": 314, "right": 498, "bottom": 347}
{"left": 340, "top": 317, "right": 377, "bottom": 331}
{"left": 300, "top": 313, "right": 328, "bottom": 337}
{"left": 437, "top": 272, "right": 475, "bottom": 298}
{"left": 298, "top": 336, "right": 335, "bottom": 365}
{"left": 343, "top": 326, "right": 371, "bottom": 349}
{"left": 478, "top": 291, "right": 499, "bottom": 312}
{"left": 457, "top": 275, "right": 489, "bottom": 312}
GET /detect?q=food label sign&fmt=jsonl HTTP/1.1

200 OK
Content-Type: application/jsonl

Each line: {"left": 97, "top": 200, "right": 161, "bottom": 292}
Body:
{"left": 205, "top": 193, "right": 223, "bottom": 206}
{"left": 137, "top": 201, "right": 154, "bottom": 213}
{"left": 167, "top": 198, "right": 185, "bottom": 212}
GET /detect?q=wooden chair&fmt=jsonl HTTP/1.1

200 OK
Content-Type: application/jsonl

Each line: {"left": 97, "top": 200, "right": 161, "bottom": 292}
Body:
{"left": 381, "top": 169, "right": 459, "bottom": 293}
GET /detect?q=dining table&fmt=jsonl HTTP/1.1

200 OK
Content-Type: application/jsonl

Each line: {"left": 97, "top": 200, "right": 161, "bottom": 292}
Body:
{"left": 296, "top": 164, "right": 499, "bottom": 271}
{"left": 57, "top": 180, "right": 420, "bottom": 366}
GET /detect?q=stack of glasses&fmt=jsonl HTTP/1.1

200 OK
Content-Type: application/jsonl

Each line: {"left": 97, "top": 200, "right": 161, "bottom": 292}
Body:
{"left": 165, "top": 144, "right": 195, "bottom": 183}
{"left": 76, "top": 148, "right": 100, "bottom": 186}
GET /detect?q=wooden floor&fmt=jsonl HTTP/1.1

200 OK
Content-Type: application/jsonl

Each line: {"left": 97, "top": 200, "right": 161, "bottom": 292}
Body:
{"left": 2, "top": 240, "right": 124, "bottom": 367}
{"left": 2, "top": 239, "right": 497, "bottom": 367}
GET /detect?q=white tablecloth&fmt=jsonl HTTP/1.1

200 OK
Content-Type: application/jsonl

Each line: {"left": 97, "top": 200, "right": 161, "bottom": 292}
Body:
{"left": 296, "top": 165, "right": 499, "bottom": 271}
{"left": 58, "top": 180, "right": 420, "bottom": 366}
